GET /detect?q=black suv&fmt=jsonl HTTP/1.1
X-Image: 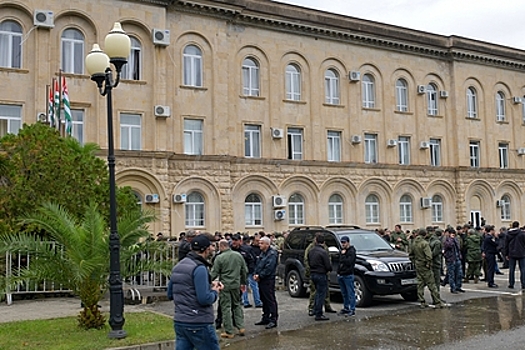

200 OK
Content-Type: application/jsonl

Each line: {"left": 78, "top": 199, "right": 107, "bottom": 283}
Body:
{"left": 277, "top": 225, "right": 417, "bottom": 307}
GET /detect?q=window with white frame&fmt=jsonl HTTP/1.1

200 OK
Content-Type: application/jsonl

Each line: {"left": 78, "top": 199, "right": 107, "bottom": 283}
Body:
{"left": 184, "top": 119, "right": 203, "bottom": 155}
{"left": 242, "top": 57, "right": 260, "bottom": 96}
{"left": 431, "top": 195, "right": 443, "bottom": 223}
{"left": 288, "top": 193, "right": 305, "bottom": 225}
{"left": 324, "top": 69, "right": 340, "bottom": 105}
{"left": 398, "top": 136, "right": 410, "bottom": 165}
{"left": 426, "top": 83, "right": 438, "bottom": 116}
{"left": 499, "top": 143, "right": 509, "bottom": 169}
{"left": 0, "top": 104, "right": 22, "bottom": 137}
{"left": 71, "top": 109, "right": 84, "bottom": 145}
{"left": 496, "top": 91, "right": 506, "bottom": 122}
{"left": 121, "top": 36, "right": 141, "bottom": 80}
{"left": 185, "top": 192, "right": 205, "bottom": 227}
{"left": 327, "top": 130, "right": 341, "bottom": 162}
{"left": 183, "top": 45, "right": 203, "bottom": 87}
{"left": 469, "top": 141, "right": 480, "bottom": 168}
{"left": 244, "top": 124, "right": 261, "bottom": 158}
{"left": 61, "top": 28, "right": 84, "bottom": 74}
{"left": 120, "top": 113, "right": 141, "bottom": 150}
{"left": 429, "top": 138, "right": 441, "bottom": 166}
{"left": 0, "top": 20, "right": 22, "bottom": 69}
{"left": 365, "top": 194, "right": 380, "bottom": 224}
{"left": 287, "top": 127, "right": 303, "bottom": 160}
{"left": 364, "top": 133, "right": 377, "bottom": 164}
{"left": 395, "top": 79, "right": 408, "bottom": 112}
{"left": 522, "top": 101, "right": 525, "bottom": 124}
{"left": 245, "top": 193, "right": 262, "bottom": 226}
{"left": 328, "top": 194, "right": 343, "bottom": 224}
{"left": 399, "top": 194, "right": 413, "bottom": 223}
{"left": 467, "top": 87, "right": 478, "bottom": 118}
{"left": 500, "top": 195, "right": 511, "bottom": 221}
{"left": 362, "top": 74, "right": 375, "bottom": 108}
{"left": 285, "top": 64, "right": 301, "bottom": 101}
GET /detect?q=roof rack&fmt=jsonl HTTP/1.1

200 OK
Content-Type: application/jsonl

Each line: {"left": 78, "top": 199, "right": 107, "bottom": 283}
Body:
{"left": 324, "top": 224, "right": 361, "bottom": 230}
{"left": 291, "top": 226, "right": 324, "bottom": 231}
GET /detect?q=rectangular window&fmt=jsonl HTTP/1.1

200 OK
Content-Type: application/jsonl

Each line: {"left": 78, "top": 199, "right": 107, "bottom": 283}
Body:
{"left": 469, "top": 141, "right": 480, "bottom": 168}
{"left": 120, "top": 113, "right": 141, "bottom": 150}
{"left": 429, "top": 138, "right": 441, "bottom": 166}
{"left": 285, "top": 67, "right": 301, "bottom": 101}
{"left": 0, "top": 24, "right": 22, "bottom": 68}
{"left": 244, "top": 124, "right": 261, "bottom": 158}
{"left": 365, "top": 203, "right": 379, "bottom": 224}
{"left": 364, "top": 133, "right": 377, "bottom": 164}
{"left": 287, "top": 127, "right": 303, "bottom": 160}
{"left": 0, "top": 104, "right": 22, "bottom": 137}
{"left": 327, "top": 130, "right": 341, "bottom": 162}
{"left": 184, "top": 119, "right": 203, "bottom": 155}
{"left": 398, "top": 136, "right": 410, "bottom": 165}
{"left": 431, "top": 201, "right": 443, "bottom": 222}
{"left": 499, "top": 143, "right": 509, "bottom": 169}
{"left": 71, "top": 109, "right": 84, "bottom": 145}
{"left": 245, "top": 203, "right": 262, "bottom": 226}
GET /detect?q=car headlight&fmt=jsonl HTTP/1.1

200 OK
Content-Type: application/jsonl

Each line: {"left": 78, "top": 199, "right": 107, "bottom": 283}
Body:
{"left": 367, "top": 259, "right": 389, "bottom": 272}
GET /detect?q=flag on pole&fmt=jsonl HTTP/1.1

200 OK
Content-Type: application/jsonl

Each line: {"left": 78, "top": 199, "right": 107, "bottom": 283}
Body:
{"left": 48, "top": 80, "right": 55, "bottom": 127}
{"left": 54, "top": 79, "right": 61, "bottom": 129}
{"left": 62, "top": 76, "right": 72, "bottom": 135}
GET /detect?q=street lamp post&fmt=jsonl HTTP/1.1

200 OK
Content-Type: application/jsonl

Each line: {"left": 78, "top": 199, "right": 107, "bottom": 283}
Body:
{"left": 85, "top": 22, "right": 131, "bottom": 339}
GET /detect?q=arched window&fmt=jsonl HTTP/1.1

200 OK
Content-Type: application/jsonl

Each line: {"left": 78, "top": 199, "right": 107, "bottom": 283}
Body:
{"left": 496, "top": 91, "right": 506, "bottom": 122}
{"left": 324, "top": 69, "right": 340, "bottom": 104}
{"left": 467, "top": 87, "right": 478, "bottom": 118}
{"left": 0, "top": 20, "right": 22, "bottom": 68}
{"left": 61, "top": 28, "right": 84, "bottom": 74}
{"left": 365, "top": 194, "right": 380, "bottom": 224}
{"left": 242, "top": 57, "right": 260, "bottom": 96}
{"left": 288, "top": 193, "right": 305, "bottom": 225}
{"left": 245, "top": 193, "right": 262, "bottom": 226}
{"left": 399, "top": 195, "right": 413, "bottom": 223}
{"left": 328, "top": 194, "right": 343, "bottom": 224}
{"left": 500, "top": 195, "right": 511, "bottom": 221}
{"left": 426, "top": 83, "right": 438, "bottom": 116}
{"left": 122, "top": 36, "right": 141, "bottom": 80}
{"left": 183, "top": 45, "right": 203, "bottom": 87}
{"left": 185, "top": 192, "right": 205, "bottom": 227}
{"left": 285, "top": 64, "right": 301, "bottom": 100}
{"left": 395, "top": 79, "right": 408, "bottom": 112}
{"left": 431, "top": 195, "right": 443, "bottom": 223}
{"left": 362, "top": 74, "right": 375, "bottom": 108}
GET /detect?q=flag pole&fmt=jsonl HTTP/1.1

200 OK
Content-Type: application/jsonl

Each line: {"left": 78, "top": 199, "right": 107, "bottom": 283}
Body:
{"left": 45, "top": 84, "right": 50, "bottom": 124}
{"left": 58, "top": 69, "right": 63, "bottom": 136}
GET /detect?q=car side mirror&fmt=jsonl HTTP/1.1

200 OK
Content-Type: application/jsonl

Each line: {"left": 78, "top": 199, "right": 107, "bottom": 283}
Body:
{"left": 328, "top": 246, "right": 339, "bottom": 254}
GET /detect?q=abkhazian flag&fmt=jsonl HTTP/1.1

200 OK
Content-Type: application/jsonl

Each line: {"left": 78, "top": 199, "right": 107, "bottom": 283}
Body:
{"left": 62, "top": 76, "right": 72, "bottom": 135}
{"left": 48, "top": 80, "right": 55, "bottom": 127}
{"left": 54, "top": 79, "right": 60, "bottom": 128}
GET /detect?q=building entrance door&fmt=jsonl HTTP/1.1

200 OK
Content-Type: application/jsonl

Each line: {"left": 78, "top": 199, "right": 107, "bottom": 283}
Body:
{"left": 470, "top": 211, "right": 481, "bottom": 228}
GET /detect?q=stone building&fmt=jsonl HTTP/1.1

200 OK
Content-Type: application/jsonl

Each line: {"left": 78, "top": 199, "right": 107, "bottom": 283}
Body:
{"left": 2, "top": 0, "right": 525, "bottom": 236}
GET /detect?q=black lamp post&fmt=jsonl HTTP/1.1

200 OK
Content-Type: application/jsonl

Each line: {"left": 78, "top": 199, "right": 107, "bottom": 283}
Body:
{"left": 85, "top": 22, "right": 130, "bottom": 339}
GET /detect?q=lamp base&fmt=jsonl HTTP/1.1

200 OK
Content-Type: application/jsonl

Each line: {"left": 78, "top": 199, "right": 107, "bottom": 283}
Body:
{"left": 108, "top": 329, "right": 127, "bottom": 339}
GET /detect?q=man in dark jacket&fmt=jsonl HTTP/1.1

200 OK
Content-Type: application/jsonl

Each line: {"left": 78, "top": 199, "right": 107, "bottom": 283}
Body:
{"left": 177, "top": 230, "right": 197, "bottom": 262}
{"left": 483, "top": 225, "right": 499, "bottom": 288}
{"left": 337, "top": 236, "right": 356, "bottom": 316}
{"left": 253, "top": 236, "right": 279, "bottom": 329}
{"left": 308, "top": 233, "right": 332, "bottom": 321}
{"left": 443, "top": 229, "right": 465, "bottom": 294}
{"left": 504, "top": 221, "right": 525, "bottom": 289}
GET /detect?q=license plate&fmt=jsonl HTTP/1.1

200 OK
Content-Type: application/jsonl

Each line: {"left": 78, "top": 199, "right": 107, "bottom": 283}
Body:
{"left": 401, "top": 278, "right": 417, "bottom": 285}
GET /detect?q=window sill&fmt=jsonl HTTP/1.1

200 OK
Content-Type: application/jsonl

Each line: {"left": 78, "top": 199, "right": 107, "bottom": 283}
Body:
{"left": 428, "top": 114, "right": 444, "bottom": 118}
{"left": 322, "top": 103, "right": 345, "bottom": 108}
{"left": 466, "top": 117, "right": 480, "bottom": 121}
{"left": 0, "top": 67, "right": 29, "bottom": 74}
{"left": 283, "top": 99, "right": 307, "bottom": 105}
{"left": 122, "top": 79, "right": 147, "bottom": 85}
{"left": 240, "top": 95, "right": 265, "bottom": 101}
{"left": 180, "top": 85, "right": 208, "bottom": 91}
{"left": 362, "top": 107, "right": 381, "bottom": 112}
{"left": 60, "top": 72, "right": 90, "bottom": 79}
{"left": 393, "top": 110, "right": 413, "bottom": 115}
{"left": 496, "top": 120, "right": 509, "bottom": 125}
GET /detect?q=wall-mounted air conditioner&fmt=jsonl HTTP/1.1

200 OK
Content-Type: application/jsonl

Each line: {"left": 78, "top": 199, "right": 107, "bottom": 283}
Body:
{"left": 518, "top": 147, "right": 525, "bottom": 155}
{"left": 439, "top": 90, "right": 449, "bottom": 98}
{"left": 417, "top": 85, "right": 426, "bottom": 94}
{"left": 145, "top": 194, "right": 160, "bottom": 204}
{"left": 348, "top": 71, "right": 361, "bottom": 82}
{"left": 274, "top": 209, "right": 286, "bottom": 221}
{"left": 272, "top": 195, "right": 286, "bottom": 208}
{"left": 420, "top": 197, "right": 432, "bottom": 209}
{"left": 173, "top": 193, "right": 187, "bottom": 203}
{"left": 154, "top": 105, "right": 171, "bottom": 118}
{"left": 387, "top": 139, "right": 398, "bottom": 147}
{"left": 512, "top": 97, "right": 522, "bottom": 104}
{"left": 496, "top": 200, "right": 505, "bottom": 207}
{"left": 152, "top": 29, "right": 170, "bottom": 46}
{"left": 271, "top": 128, "right": 284, "bottom": 139}
{"left": 351, "top": 135, "right": 362, "bottom": 144}
{"left": 420, "top": 141, "right": 430, "bottom": 149}
{"left": 34, "top": 10, "right": 54, "bottom": 28}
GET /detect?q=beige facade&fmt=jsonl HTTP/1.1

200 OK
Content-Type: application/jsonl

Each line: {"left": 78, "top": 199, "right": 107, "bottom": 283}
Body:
{"left": 2, "top": 0, "right": 525, "bottom": 236}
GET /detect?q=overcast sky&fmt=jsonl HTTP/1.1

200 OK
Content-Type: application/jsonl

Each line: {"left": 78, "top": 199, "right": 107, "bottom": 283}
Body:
{"left": 277, "top": 0, "right": 525, "bottom": 50}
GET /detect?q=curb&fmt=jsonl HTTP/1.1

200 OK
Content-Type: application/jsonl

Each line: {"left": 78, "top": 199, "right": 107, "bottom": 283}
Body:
{"left": 106, "top": 341, "right": 174, "bottom": 350}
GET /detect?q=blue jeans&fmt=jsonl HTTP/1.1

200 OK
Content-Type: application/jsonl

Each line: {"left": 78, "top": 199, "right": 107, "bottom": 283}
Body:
{"left": 311, "top": 273, "right": 328, "bottom": 317}
{"left": 447, "top": 260, "right": 463, "bottom": 292}
{"left": 174, "top": 322, "right": 219, "bottom": 350}
{"left": 242, "top": 274, "right": 262, "bottom": 306}
{"left": 337, "top": 274, "right": 356, "bottom": 312}
{"left": 508, "top": 257, "right": 525, "bottom": 288}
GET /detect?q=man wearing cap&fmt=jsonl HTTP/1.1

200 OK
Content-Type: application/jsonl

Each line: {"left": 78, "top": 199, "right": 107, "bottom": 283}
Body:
{"left": 337, "top": 236, "right": 356, "bottom": 316}
{"left": 426, "top": 226, "right": 443, "bottom": 291}
{"left": 169, "top": 234, "right": 223, "bottom": 350}
{"left": 178, "top": 230, "right": 197, "bottom": 262}
{"left": 253, "top": 236, "right": 279, "bottom": 329}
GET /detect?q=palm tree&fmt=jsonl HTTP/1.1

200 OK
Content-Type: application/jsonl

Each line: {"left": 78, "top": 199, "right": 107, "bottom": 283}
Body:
{"left": 1, "top": 202, "right": 157, "bottom": 329}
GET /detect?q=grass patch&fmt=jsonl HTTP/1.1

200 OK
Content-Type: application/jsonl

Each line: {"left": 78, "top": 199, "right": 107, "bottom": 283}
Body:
{"left": 0, "top": 311, "right": 174, "bottom": 350}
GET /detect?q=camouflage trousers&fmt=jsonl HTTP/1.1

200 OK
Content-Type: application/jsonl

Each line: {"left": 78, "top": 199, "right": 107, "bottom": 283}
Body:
{"left": 416, "top": 268, "right": 442, "bottom": 305}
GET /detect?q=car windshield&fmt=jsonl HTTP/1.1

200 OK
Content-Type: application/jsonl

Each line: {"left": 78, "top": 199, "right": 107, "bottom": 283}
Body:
{"left": 338, "top": 232, "right": 393, "bottom": 251}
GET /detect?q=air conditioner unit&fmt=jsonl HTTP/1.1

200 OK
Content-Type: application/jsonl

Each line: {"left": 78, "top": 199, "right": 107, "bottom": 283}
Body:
{"left": 152, "top": 29, "right": 170, "bottom": 46}
{"left": 36, "top": 112, "right": 47, "bottom": 123}
{"left": 271, "top": 128, "right": 284, "bottom": 139}
{"left": 274, "top": 209, "right": 286, "bottom": 221}
{"left": 173, "top": 193, "right": 187, "bottom": 203}
{"left": 496, "top": 200, "right": 505, "bottom": 207}
{"left": 348, "top": 71, "right": 361, "bottom": 82}
{"left": 512, "top": 97, "right": 522, "bottom": 104}
{"left": 439, "top": 90, "right": 449, "bottom": 98}
{"left": 420, "top": 141, "right": 430, "bottom": 149}
{"left": 351, "top": 135, "right": 362, "bottom": 144}
{"left": 518, "top": 147, "right": 525, "bottom": 155}
{"left": 154, "top": 105, "right": 170, "bottom": 118}
{"left": 417, "top": 85, "right": 426, "bottom": 94}
{"left": 34, "top": 10, "right": 54, "bottom": 28}
{"left": 144, "top": 194, "right": 160, "bottom": 204}
{"left": 420, "top": 197, "right": 432, "bottom": 209}
{"left": 387, "top": 139, "right": 398, "bottom": 147}
{"left": 272, "top": 195, "right": 287, "bottom": 208}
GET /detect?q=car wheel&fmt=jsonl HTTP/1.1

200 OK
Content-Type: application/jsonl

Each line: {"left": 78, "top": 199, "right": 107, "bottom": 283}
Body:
{"left": 286, "top": 270, "right": 306, "bottom": 297}
{"left": 354, "top": 275, "right": 373, "bottom": 307}
{"left": 401, "top": 290, "right": 418, "bottom": 302}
